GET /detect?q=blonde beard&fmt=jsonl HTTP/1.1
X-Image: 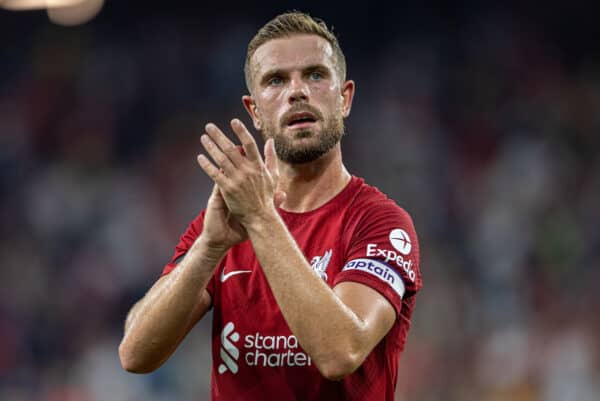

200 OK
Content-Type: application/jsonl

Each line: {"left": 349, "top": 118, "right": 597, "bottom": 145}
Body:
{"left": 262, "top": 114, "right": 345, "bottom": 164}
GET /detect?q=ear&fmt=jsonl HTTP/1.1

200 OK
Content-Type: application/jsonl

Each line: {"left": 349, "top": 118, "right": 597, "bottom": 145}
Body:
{"left": 242, "top": 95, "right": 262, "bottom": 130}
{"left": 340, "top": 80, "right": 355, "bottom": 118}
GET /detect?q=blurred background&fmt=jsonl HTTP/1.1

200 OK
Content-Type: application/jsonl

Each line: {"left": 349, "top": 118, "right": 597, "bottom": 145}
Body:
{"left": 1, "top": 1, "right": 599, "bottom": 400}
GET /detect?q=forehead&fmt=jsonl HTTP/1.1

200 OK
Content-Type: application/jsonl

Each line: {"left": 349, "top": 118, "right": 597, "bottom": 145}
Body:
{"left": 251, "top": 34, "right": 336, "bottom": 77}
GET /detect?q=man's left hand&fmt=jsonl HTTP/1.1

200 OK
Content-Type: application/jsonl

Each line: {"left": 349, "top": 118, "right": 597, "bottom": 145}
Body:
{"left": 197, "top": 119, "right": 285, "bottom": 229}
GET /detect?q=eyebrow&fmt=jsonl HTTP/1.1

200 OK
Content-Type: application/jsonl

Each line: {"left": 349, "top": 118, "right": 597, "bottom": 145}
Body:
{"left": 258, "top": 63, "right": 330, "bottom": 86}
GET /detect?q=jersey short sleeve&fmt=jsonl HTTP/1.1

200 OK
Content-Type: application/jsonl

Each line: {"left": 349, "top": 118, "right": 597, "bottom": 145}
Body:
{"left": 161, "top": 210, "right": 216, "bottom": 298}
{"left": 333, "top": 201, "right": 421, "bottom": 317}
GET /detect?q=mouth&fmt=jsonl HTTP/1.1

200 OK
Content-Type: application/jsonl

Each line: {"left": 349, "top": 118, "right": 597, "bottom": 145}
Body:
{"left": 285, "top": 112, "right": 318, "bottom": 129}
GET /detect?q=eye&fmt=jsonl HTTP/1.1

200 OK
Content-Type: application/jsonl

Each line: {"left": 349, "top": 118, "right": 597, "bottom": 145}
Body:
{"left": 268, "top": 76, "right": 283, "bottom": 86}
{"left": 309, "top": 71, "right": 322, "bottom": 81}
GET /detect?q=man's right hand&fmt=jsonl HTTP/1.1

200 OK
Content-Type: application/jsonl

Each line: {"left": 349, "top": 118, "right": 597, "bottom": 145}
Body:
{"left": 119, "top": 185, "right": 235, "bottom": 374}
{"left": 201, "top": 183, "right": 248, "bottom": 251}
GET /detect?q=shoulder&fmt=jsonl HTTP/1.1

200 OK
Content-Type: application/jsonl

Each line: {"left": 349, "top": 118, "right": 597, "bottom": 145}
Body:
{"left": 348, "top": 177, "right": 415, "bottom": 229}
{"left": 340, "top": 177, "right": 422, "bottom": 294}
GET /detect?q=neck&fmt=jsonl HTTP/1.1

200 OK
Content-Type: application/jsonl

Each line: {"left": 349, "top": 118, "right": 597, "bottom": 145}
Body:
{"left": 277, "top": 144, "right": 351, "bottom": 213}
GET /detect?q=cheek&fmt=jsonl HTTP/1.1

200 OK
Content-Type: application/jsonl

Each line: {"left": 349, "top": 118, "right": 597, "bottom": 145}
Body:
{"left": 315, "top": 81, "right": 341, "bottom": 107}
{"left": 262, "top": 87, "right": 286, "bottom": 103}
{"left": 255, "top": 103, "right": 278, "bottom": 128}
{"left": 324, "top": 92, "right": 343, "bottom": 115}
{"left": 258, "top": 90, "right": 285, "bottom": 116}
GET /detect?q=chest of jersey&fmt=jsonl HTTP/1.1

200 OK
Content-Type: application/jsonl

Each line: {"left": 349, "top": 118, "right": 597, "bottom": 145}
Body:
{"left": 211, "top": 211, "right": 348, "bottom": 378}
{"left": 199, "top": 177, "right": 417, "bottom": 401}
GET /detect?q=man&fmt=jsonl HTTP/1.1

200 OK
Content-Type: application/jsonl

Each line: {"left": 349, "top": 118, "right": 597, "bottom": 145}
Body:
{"left": 119, "top": 11, "right": 422, "bottom": 401}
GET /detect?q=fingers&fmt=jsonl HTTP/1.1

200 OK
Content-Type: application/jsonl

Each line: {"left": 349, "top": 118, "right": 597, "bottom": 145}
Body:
{"left": 230, "top": 119, "right": 261, "bottom": 162}
{"left": 199, "top": 119, "right": 266, "bottom": 186}
{"left": 204, "top": 123, "right": 246, "bottom": 167}
{"left": 200, "top": 133, "right": 238, "bottom": 177}
{"left": 197, "top": 154, "right": 227, "bottom": 187}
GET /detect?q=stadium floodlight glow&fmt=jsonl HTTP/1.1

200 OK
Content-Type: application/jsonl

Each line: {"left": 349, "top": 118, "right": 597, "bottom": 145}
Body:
{"left": 47, "top": 0, "right": 104, "bottom": 26}
{"left": 0, "top": 0, "right": 86, "bottom": 10}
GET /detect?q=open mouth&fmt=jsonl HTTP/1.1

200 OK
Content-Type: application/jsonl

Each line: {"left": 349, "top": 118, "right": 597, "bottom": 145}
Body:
{"left": 286, "top": 112, "right": 317, "bottom": 128}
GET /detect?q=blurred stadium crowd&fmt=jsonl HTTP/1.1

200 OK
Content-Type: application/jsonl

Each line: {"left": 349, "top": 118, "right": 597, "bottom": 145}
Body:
{"left": 1, "top": 3, "right": 599, "bottom": 401}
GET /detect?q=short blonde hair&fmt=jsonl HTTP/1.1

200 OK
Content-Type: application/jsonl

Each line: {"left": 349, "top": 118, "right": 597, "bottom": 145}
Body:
{"left": 244, "top": 11, "right": 347, "bottom": 92}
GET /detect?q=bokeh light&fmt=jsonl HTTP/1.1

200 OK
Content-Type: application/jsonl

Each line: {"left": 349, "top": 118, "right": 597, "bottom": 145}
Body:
{"left": 1, "top": 0, "right": 85, "bottom": 10}
{"left": 47, "top": 0, "right": 104, "bottom": 26}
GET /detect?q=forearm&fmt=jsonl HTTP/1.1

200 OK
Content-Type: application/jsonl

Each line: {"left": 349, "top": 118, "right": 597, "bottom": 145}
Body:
{"left": 119, "top": 237, "right": 226, "bottom": 373}
{"left": 246, "top": 211, "right": 367, "bottom": 378}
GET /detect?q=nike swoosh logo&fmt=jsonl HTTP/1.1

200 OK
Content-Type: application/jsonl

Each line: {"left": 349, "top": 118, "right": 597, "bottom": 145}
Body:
{"left": 220, "top": 269, "right": 252, "bottom": 283}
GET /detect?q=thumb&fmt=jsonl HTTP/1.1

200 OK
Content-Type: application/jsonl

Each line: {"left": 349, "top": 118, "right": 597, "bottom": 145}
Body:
{"left": 273, "top": 190, "right": 287, "bottom": 209}
{"left": 208, "top": 183, "right": 224, "bottom": 206}
{"left": 208, "top": 183, "right": 219, "bottom": 199}
{"left": 264, "top": 138, "right": 278, "bottom": 181}
{"left": 264, "top": 139, "right": 285, "bottom": 208}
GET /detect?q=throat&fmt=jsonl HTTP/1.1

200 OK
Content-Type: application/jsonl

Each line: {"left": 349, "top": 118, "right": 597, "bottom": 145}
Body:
{"left": 280, "top": 173, "right": 351, "bottom": 213}
{"left": 278, "top": 149, "right": 351, "bottom": 213}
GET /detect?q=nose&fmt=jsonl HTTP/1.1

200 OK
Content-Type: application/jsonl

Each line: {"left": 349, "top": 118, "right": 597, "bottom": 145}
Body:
{"left": 287, "top": 76, "right": 309, "bottom": 104}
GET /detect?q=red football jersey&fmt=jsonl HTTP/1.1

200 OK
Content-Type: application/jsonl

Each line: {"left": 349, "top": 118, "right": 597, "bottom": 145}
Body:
{"left": 162, "top": 176, "right": 422, "bottom": 401}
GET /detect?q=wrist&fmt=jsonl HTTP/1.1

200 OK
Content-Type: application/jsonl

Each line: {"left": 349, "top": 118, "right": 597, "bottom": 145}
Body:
{"left": 243, "top": 206, "right": 280, "bottom": 235}
{"left": 192, "top": 236, "right": 230, "bottom": 263}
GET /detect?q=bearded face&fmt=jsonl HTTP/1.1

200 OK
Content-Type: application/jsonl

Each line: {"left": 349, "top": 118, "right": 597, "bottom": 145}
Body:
{"left": 244, "top": 35, "right": 354, "bottom": 165}
{"left": 259, "top": 102, "right": 345, "bottom": 164}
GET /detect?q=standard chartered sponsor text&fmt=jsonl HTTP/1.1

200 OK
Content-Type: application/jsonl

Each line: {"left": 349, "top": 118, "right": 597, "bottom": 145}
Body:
{"left": 243, "top": 332, "right": 312, "bottom": 367}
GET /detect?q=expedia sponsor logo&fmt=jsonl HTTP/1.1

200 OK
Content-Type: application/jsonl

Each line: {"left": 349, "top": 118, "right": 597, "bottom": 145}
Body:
{"left": 389, "top": 228, "right": 412, "bottom": 255}
{"left": 342, "top": 258, "right": 406, "bottom": 298}
{"left": 218, "top": 322, "right": 311, "bottom": 374}
{"left": 366, "top": 243, "right": 416, "bottom": 282}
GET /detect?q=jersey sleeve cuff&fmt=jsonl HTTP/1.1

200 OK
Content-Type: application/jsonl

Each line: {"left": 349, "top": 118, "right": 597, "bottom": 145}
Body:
{"left": 333, "top": 269, "right": 404, "bottom": 318}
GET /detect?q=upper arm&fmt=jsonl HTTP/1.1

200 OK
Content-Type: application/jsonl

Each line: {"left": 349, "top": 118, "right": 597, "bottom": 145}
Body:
{"left": 333, "top": 200, "right": 422, "bottom": 321}
{"left": 333, "top": 281, "right": 396, "bottom": 360}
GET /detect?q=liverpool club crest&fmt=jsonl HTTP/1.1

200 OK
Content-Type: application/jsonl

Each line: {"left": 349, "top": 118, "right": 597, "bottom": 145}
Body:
{"left": 310, "top": 249, "right": 332, "bottom": 281}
